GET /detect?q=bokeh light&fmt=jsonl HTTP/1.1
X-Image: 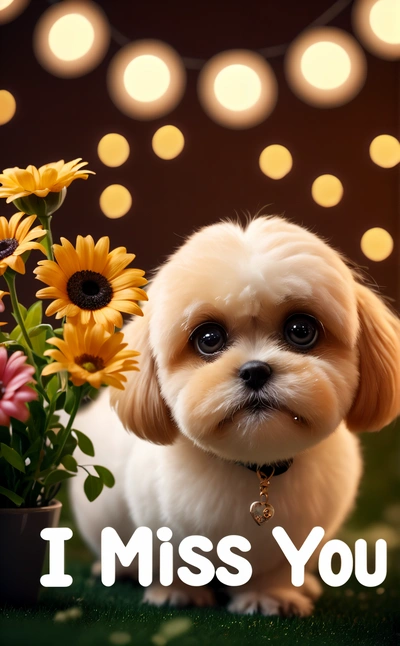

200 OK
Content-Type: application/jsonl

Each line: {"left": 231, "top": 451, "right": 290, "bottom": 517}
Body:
{"left": 0, "top": 0, "right": 29, "bottom": 25}
{"left": 152, "top": 125, "right": 185, "bottom": 160}
{"left": 361, "top": 227, "right": 394, "bottom": 261}
{"left": 198, "top": 50, "right": 277, "bottom": 129}
{"left": 259, "top": 145, "right": 293, "bottom": 179}
{"left": 33, "top": 1, "right": 110, "bottom": 78}
{"left": 0, "top": 90, "right": 16, "bottom": 125}
{"left": 107, "top": 40, "right": 186, "bottom": 120}
{"left": 99, "top": 185, "right": 132, "bottom": 219}
{"left": 353, "top": 0, "right": 400, "bottom": 59}
{"left": 97, "top": 133, "right": 130, "bottom": 167}
{"left": 311, "top": 174, "right": 343, "bottom": 207}
{"left": 369, "top": 134, "right": 400, "bottom": 168}
{"left": 285, "top": 27, "right": 366, "bottom": 107}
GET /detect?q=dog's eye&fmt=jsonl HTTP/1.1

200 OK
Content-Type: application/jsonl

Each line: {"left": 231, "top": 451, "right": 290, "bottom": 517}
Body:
{"left": 283, "top": 313, "right": 319, "bottom": 350}
{"left": 190, "top": 322, "right": 227, "bottom": 356}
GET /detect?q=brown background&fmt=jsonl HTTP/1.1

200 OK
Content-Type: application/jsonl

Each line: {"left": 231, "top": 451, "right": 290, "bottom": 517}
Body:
{"left": 0, "top": 0, "right": 399, "bottom": 316}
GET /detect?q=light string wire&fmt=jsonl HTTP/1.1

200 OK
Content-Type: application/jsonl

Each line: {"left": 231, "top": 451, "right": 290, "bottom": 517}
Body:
{"left": 44, "top": 0, "right": 355, "bottom": 70}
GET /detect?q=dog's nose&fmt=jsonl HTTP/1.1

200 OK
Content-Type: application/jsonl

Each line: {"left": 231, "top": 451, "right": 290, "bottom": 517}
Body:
{"left": 239, "top": 361, "right": 272, "bottom": 391}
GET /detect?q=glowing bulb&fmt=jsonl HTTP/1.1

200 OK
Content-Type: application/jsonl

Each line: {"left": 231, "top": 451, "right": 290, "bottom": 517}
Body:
{"left": 361, "top": 227, "right": 393, "bottom": 261}
{"left": 370, "top": 0, "right": 400, "bottom": 44}
{"left": 97, "top": 133, "right": 130, "bottom": 167}
{"left": 0, "top": 90, "right": 16, "bottom": 125}
{"left": 301, "top": 42, "right": 351, "bottom": 90}
{"left": 0, "top": 1, "right": 14, "bottom": 10}
{"left": 152, "top": 125, "right": 184, "bottom": 160}
{"left": 123, "top": 55, "right": 170, "bottom": 102}
{"left": 312, "top": 174, "right": 343, "bottom": 207}
{"left": 48, "top": 14, "right": 94, "bottom": 61}
{"left": 214, "top": 64, "right": 262, "bottom": 111}
{"left": 100, "top": 185, "right": 132, "bottom": 219}
{"left": 259, "top": 145, "right": 293, "bottom": 179}
{"left": 369, "top": 134, "right": 400, "bottom": 168}
{"left": 0, "top": 0, "right": 29, "bottom": 24}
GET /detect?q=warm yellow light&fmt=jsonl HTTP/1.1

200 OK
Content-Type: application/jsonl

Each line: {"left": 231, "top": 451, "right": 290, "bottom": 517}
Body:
{"left": 286, "top": 27, "right": 366, "bottom": 107}
{"left": 369, "top": 134, "right": 400, "bottom": 168}
{"left": 33, "top": 1, "right": 110, "bottom": 78}
{"left": 99, "top": 184, "right": 132, "bottom": 219}
{"left": 370, "top": 0, "right": 400, "bottom": 44}
{"left": 311, "top": 174, "right": 343, "bottom": 207}
{"left": 108, "top": 40, "right": 185, "bottom": 120}
{"left": 301, "top": 42, "right": 351, "bottom": 90}
{"left": 353, "top": 0, "right": 400, "bottom": 59}
{"left": 152, "top": 125, "right": 184, "bottom": 160}
{"left": 259, "top": 145, "right": 293, "bottom": 179}
{"left": 361, "top": 227, "right": 394, "bottom": 261}
{"left": 0, "top": 0, "right": 29, "bottom": 24}
{"left": 97, "top": 133, "right": 130, "bottom": 167}
{"left": 48, "top": 13, "right": 94, "bottom": 61}
{"left": 198, "top": 50, "right": 277, "bottom": 129}
{"left": 0, "top": 90, "right": 16, "bottom": 125}
{"left": 214, "top": 64, "right": 262, "bottom": 111}
{"left": 123, "top": 55, "right": 170, "bottom": 102}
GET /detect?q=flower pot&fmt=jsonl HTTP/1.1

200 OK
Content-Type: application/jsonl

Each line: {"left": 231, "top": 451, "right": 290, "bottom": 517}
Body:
{"left": 0, "top": 500, "right": 62, "bottom": 606}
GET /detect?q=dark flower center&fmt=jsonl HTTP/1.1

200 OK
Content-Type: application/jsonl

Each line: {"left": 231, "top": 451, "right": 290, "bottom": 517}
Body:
{"left": 75, "top": 353, "right": 105, "bottom": 373}
{"left": 0, "top": 238, "right": 18, "bottom": 260}
{"left": 0, "top": 382, "right": 5, "bottom": 399}
{"left": 67, "top": 270, "right": 113, "bottom": 310}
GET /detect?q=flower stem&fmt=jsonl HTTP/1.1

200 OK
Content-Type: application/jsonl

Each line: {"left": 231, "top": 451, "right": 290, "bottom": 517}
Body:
{"left": 4, "top": 271, "right": 33, "bottom": 352}
{"left": 54, "top": 386, "right": 82, "bottom": 463}
{"left": 38, "top": 215, "right": 54, "bottom": 261}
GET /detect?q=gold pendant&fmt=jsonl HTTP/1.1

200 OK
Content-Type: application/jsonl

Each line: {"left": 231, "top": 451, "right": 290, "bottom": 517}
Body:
{"left": 249, "top": 468, "right": 275, "bottom": 526}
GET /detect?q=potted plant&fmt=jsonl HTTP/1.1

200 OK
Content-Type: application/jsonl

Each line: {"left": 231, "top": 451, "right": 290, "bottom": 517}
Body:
{"left": 0, "top": 159, "right": 147, "bottom": 604}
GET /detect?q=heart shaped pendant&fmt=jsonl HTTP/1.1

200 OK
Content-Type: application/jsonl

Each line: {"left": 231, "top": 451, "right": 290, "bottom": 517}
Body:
{"left": 250, "top": 501, "right": 275, "bottom": 525}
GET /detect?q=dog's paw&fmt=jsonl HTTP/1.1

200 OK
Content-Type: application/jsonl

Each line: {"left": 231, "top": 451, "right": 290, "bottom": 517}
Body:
{"left": 301, "top": 573, "right": 323, "bottom": 601}
{"left": 228, "top": 589, "right": 314, "bottom": 617}
{"left": 143, "top": 583, "right": 215, "bottom": 608}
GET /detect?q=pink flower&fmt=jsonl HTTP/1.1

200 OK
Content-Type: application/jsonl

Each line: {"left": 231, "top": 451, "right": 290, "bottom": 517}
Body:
{"left": 0, "top": 348, "right": 37, "bottom": 426}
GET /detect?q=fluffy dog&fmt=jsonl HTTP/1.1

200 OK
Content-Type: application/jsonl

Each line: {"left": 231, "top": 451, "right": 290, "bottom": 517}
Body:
{"left": 70, "top": 216, "right": 400, "bottom": 616}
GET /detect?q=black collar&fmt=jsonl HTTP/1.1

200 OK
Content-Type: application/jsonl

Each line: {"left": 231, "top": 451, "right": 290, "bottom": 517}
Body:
{"left": 239, "top": 458, "right": 293, "bottom": 478}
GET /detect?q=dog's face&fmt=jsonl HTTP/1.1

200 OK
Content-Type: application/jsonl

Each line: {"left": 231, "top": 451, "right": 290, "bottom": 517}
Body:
{"left": 113, "top": 217, "right": 400, "bottom": 465}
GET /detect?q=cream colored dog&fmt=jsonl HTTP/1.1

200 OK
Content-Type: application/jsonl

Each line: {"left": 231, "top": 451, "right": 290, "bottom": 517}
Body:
{"left": 70, "top": 216, "right": 400, "bottom": 616}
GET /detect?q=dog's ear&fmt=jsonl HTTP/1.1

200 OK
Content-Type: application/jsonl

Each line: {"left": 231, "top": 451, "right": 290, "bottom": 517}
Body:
{"left": 110, "top": 305, "right": 178, "bottom": 444}
{"left": 346, "top": 283, "right": 400, "bottom": 432}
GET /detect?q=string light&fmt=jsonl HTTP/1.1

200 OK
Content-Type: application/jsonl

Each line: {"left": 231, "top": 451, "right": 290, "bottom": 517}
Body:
{"left": 107, "top": 40, "right": 186, "bottom": 120}
{"left": 97, "top": 133, "right": 130, "bottom": 167}
{"left": 361, "top": 227, "right": 394, "bottom": 261}
{"left": 369, "top": 134, "right": 400, "bottom": 168}
{"left": 33, "top": 1, "right": 110, "bottom": 78}
{"left": 259, "top": 145, "right": 293, "bottom": 179}
{"left": 311, "top": 174, "right": 343, "bottom": 207}
{"left": 0, "top": 90, "right": 16, "bottom": 125}
{"left": 198, "top": 50, "right": 277, "bottom": 129}
{"left": 285, "top": 27, "right": 366, "bottom": 107}
{"left": 99, "top": 185, "right": 132, "bottom": 219}
{"left": 0, "top": 0, "right": 29, "bottom": 25}
{"left": 152, "top": 125, "right": 185, "bottom": 160}
{"left": 353, "top": 0, "right": 400, "bottom": 60}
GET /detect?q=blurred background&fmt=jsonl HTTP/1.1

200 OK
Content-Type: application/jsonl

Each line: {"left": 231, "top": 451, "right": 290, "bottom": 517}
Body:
{"left": 0, "top": 0, "right": 399, "bottom": 569}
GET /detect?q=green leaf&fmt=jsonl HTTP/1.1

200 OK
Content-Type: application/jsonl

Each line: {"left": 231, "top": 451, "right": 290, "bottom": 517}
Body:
{"left": 94, "top": 465, "right": 115, "bottom": 488}
{"left": 9, "top": 325, "right": 22, "bottom": 341}
{"left": 73, "top": 430, "right": 94, "bottom": 457}
{"left": 61, "top": 455, "right": 78, "bottom": 473}
{"left": 0, "top": 485, "right": 24, "bottom": 506}
{"left": 44, "top": 469, "right": 75, "bottom": 486}
{"left": 29, "top": 324, "right": 53, "bottom": 338}
{"left": 0, "top": 443, "right": 25, "bottom": 472}
{"left": 84, "top": 474, "right": 103, "bottom": 502}
{"left": 25, "top": 301, "right": 43, "bottom": 330}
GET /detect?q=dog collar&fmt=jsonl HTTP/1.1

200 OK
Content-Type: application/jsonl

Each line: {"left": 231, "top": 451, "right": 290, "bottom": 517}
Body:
{"left": 241, "top": 458, "right": 293, "bottom": 478}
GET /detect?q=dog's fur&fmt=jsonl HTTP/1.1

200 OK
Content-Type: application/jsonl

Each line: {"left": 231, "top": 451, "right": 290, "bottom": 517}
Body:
{"left": 70, "top": 216, "right": 400, "bottom": 616}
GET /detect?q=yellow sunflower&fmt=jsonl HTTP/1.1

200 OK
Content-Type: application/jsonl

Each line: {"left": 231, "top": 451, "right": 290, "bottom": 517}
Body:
{"left": 0, "top": 212, "right": 46, "bottom": 275}
{"left": 35, "top": 235, "right": 147, "bottom": 331}
{"left": 0, "top": 159, "right": 95, "bottom": 203}
{"left": 0, "top": 290, "right": 8, "bottom": 326}
{"left": 42, "top": 322, "right": 139, "bottom": 389}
